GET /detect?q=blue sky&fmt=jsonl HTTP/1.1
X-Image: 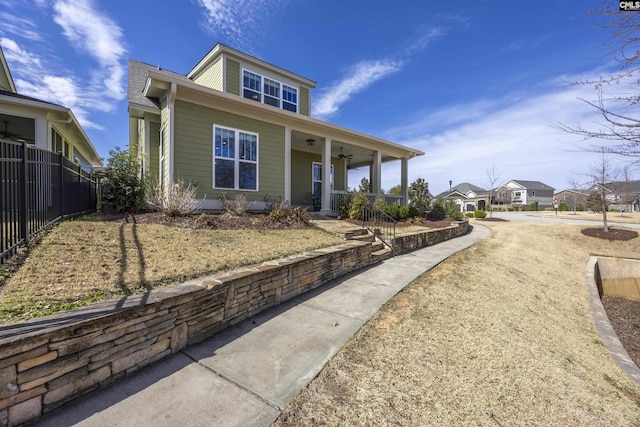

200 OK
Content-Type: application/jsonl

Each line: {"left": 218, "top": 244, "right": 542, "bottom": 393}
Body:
{"left": 0, "top": 0, "right": 634, "bottom": 195}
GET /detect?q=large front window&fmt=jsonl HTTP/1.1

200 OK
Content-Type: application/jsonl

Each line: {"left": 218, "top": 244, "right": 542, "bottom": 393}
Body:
{"left": 213, "top": 125, "right": 258, "bottom": 190}
{"left": 242, "top": 69, "right": 298, "bottom": 113}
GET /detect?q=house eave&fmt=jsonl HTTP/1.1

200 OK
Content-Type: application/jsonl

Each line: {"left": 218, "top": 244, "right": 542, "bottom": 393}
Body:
{"left": 145, "top": 69, "right": 424, "bottom": 160}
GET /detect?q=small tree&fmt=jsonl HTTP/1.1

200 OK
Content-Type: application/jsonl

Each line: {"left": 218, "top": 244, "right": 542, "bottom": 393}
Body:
{"left": 102, "top": 146, "right": 145, "bottom": 212}
{"left": 585, "top": 150, "right": 618, "bottom": 232}
{"left": 359, "top": 177, "right": 370, "bottom": 193}
{"left": 409, "top": 178, "right": 431, "bottom": 215}
{"left": 485, "top": 165, "right": 502, "bottom": 219}
{"left": 388, "top": 185, "right": 402, "bottom": 195}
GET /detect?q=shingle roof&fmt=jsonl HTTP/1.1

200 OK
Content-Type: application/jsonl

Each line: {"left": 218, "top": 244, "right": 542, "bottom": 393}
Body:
{"left": 604, "top": 180, "right": 640, "bottom": 193}
{"left": 128, "top": 59, "right": 193, "bottom": 110}
{"left": 434, "top": 182, "right": 488, "bottom": 199}
{"left": 511, "top": 180, "right": 554, "bottom": 191}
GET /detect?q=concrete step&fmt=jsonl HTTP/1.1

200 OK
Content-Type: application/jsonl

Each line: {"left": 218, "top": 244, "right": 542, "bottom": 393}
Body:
{"left": 371, "top": 246, "right": 393, "bottom": 262}
{"left": 349, "top": 233, "right": 375, "bottom": 243}
{"left": 370, "top": 241, "right": 385, "bottom": 252}
{"left": 343, "top": 228, "right": 369, "bottom": 239}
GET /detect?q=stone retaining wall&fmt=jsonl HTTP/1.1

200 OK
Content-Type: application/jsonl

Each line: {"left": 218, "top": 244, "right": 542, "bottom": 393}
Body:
{"left": 0, "top": 221, "right": 468, "bottom": 426}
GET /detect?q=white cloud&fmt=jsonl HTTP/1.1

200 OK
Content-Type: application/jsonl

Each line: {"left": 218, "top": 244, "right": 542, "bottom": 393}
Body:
{"left": 314, "top": 27, "right": 445, "bottom": 120}
{"left": 314, "top": 60, "right": 402, "bottom": 119}
{"left": 194, "top": 0, "right": 287, "bottom": 53}
{"left": 0, "top": 12, "right": 43, "bottom": 41}
{"left": 52, "top": 0, "right": 127, "bottom": 100}
{"left": 373, "top": 72, "right": 627, "bottom": 195}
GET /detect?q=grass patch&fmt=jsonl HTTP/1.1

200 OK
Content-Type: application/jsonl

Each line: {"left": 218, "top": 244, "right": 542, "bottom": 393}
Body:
{"left": 0, "top": 216, "right": 344, "bottom": 325}
{"left": 275, "top": 221, "right": 640, "bottom": 426}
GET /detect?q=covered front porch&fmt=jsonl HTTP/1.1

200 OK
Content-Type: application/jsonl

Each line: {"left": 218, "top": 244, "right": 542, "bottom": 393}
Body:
{"left": 286, "top": 128, "right": 421, "bottom": 215}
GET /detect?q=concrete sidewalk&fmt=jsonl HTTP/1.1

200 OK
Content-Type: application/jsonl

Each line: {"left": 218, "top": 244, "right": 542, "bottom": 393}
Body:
{"left": 33, "top": 224, "right": 490, "bottom": 427}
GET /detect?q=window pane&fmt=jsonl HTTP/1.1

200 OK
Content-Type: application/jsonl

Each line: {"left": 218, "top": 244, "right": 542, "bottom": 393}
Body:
{"left": 283, "top": 85, "right": 297, "bottom": 103}
{"left": 283, "top": 102, "right": 296, "bottom": 112}
{"left": 264, "top": 96, "right": 280, "bottom": 107}
{"left": 312, "top": 164, "right": 321, "bottom": 181}
{"left": 243, "top": 88, "right": 261, "bottom": 102}
{"left": 313, "top": 181, "right": 322, "bottom": 198}
{"left": 264, "top": 78, "right": 279, "bottom": 97}
{"left": 215, "top": 127, "right": 235, "bottom": 158}
{"left": 239, "top": 162, "right": 256, "bottom": 190}
{"left": 215, "top": 159, "right": 235, "bottom": 189}
{"left": 243, "top": 70, "right": 261, "bottom": 91}
{"left": 240, "top": 133, "right": 257, "bottom": 161}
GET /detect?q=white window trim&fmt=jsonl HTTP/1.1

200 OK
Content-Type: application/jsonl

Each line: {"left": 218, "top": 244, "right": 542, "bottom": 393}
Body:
{"left": 212, "top": 124, "right": 259, "bottom": 192}
{"left": 312, "top": 162, "right": 334, "bottom": 195}
{"left": 241, "top": 68, "right": 298, "bottom": 113}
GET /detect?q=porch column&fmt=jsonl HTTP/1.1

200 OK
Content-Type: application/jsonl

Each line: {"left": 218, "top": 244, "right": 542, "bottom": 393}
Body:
{"left": 320, "top": 138, "right": 332, "bottom": 214}
{"left": 400, "top": 157, "right": 408, "bottom": 206}
{"left": 284, "top": 126, "right": 291, "bottom": 202}
{"left": 373, "top": 150, "right": 382, "bottom": 195}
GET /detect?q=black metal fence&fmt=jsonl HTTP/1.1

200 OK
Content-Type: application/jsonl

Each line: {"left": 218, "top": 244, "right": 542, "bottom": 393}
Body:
{"left": 362, "top": 199, "right": 396, "bottom": 255}
{"left": 1, "top": 138, "right": 99, "bottom": 263}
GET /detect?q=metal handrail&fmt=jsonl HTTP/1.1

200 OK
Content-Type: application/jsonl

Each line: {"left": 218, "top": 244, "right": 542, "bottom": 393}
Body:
{"left": 361, "top": 199, "right": 396, "bottom": 256}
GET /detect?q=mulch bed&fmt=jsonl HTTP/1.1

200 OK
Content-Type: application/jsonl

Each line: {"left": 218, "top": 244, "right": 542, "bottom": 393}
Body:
{"left": 581, "top": 227, "right": 639, "bottom": 241}
{"left": 601, "top": 295, "right": 640, "bottom": 369}
{"left": 90, "top": 211, "right": 309, "bottom": 230}
{"left": 478, "top": 217, "right": 508, "bottom": 222}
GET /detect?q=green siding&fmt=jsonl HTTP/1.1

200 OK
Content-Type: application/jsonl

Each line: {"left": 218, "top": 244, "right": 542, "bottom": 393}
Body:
{"left": 148, "top": 121, "right": 160, "bottom": 178}
{"left": 193, "top": 58, "right": 223, "bottom": 91}
{"left": 173, "top": 99, "right": 285, "bottom": 201}
{"left": 290, "top": 150, "right": 345, "bottom": 207}
{"left": 299, "top": 87, "right": 310, "bottom": 116}
{"left": 225, "top": 58, "right": 240, "bottom": 96}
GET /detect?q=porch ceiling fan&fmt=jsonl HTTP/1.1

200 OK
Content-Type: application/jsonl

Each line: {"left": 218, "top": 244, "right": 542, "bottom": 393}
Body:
{"left": 347, "top": 159, "right": 358, "bottom": 170}
{"left": 338, "top": 146, "right": 353, "bottom": 160}
{"left": 1, "top": 121, "right": 20, "bottom": 140}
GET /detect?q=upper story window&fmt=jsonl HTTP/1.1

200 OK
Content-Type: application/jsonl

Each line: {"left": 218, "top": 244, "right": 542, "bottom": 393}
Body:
{"left": 242, "top": 69, "right": 298, "bottom": 113}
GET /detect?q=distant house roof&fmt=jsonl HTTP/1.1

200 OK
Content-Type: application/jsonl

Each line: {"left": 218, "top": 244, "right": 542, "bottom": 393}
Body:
{"left": 509, "top": 180, "right": 555, "bottom": 191}
{"left": 603, "top": 180, "right": 640, "bottom": 193}
{"left": 435, "top": 182, "right": 488, "bottom": 199}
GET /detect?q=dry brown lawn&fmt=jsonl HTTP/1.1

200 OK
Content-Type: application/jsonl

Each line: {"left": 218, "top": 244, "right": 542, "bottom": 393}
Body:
{"left": 0, "top": 216, "right": 344, "bottom": 325}
{"left": 532, "top": 210, "right": 640, "bottom": 224}
{"left": 275, "top": 221, "right": 640, "bottom": 426}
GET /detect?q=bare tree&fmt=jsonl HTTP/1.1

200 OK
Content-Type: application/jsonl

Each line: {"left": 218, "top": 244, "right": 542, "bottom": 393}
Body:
{"left": 485, "top": 165, "right": 502, "bottom": 219}
{"left": 558, "top": 2, "right": 640, "bottom": 164}
{"left": 585, "top": 149, "right": 619, "bottom": 232}
{"left": 566, "top": 177, "right": 587, "bottom": 214}
{"left": 612, "top": 165, "right": 635, "bottom": 214}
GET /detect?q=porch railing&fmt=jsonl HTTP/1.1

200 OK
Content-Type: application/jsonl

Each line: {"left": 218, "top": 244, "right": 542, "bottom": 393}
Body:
{"left": 329, "top": 190, "right": 404, "bottom": 213}
{"left": 362, "top": 199, "right": 396, "bottom": 255}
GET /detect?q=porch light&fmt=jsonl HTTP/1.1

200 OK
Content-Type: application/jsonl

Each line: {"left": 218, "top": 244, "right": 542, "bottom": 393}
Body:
{"left": 306, "top": 139, "right": 316, "bottom": 147}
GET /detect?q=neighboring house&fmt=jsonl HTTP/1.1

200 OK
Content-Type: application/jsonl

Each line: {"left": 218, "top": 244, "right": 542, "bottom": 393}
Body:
{"left": 127, "top": 43, "right": 424, "bottom": 213}
{"left": 0, "top": 46, "right": 101, "bottom": 170}
{"left": 435, "top": 182, "right": 489, "bottom": 212}
{"left": 587, "top": 180, "right": 640, "bottom": 212}
{"left": 501, "top": 180, "right": 555, "bottom": 208}
{"left": 554, "top": 189, "right": 588, "bottom": 211}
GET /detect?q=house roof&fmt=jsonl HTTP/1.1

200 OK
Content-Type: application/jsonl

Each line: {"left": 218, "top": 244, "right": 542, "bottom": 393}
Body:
{"left": 434, "top": 182, "right": 488, "bottom": 199}
{"left": 508, "top": 180, "right": 555, "bottom": 191}
{"left": 0, "top": 46, "right": 16, "bottom": 93}
{"left": 603, "top": 180, "right": 640, "bottom": 193}
{"left": 128, "top": 59, "right": 192, "bottom": 111}
{"left": 0, "top": 89, "right": 66, "bottom": 109}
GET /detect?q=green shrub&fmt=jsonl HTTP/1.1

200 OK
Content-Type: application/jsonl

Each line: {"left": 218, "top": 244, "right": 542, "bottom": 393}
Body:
{"left": 507, "top": 207, "right": 514, "bottom": 212}
{"left": 426, "top": 205, "right": 446, "bottom": 221}
{"left": 465, "top": 212, "right": 474, "bottom": 218}
{"left": 373, "top": 196, "right": 387, "bottom": 213}
{"left": 267, "top": 200, "right": 310, "bottom": 224}
{"left": 559, "top": 201, "right": 569, "bottom": 211}
{"left": 474, "top": 209, "right": 487, "bottom": 218}
{"left": 576, "top": 204, "right": 585, "bottom": 211}
{"left": 102, "top": 146, "right": 145, "bottom": 212}
{"left": 348, "top": 191, "right": 368, "bottom": 220}
{"left": 530, "top": 202, "right": 538, "bottom": 211}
